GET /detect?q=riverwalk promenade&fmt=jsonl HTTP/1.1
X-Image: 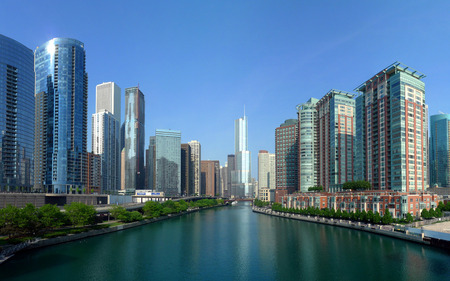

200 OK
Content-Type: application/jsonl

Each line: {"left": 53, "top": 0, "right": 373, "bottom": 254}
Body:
{"left": 252, "top": 206, "right": 450, "bottom": 251}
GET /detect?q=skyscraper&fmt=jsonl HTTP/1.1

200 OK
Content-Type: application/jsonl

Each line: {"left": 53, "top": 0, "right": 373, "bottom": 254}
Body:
{"left": 0, "top": 35, "right": 34, "bottom": 192}
{"left": 124, "top": 86, "right": 145, "bottom": 190}
{"left": 201, "top": 160, "right": 219, "bottom": 196}
{"left": 258, "top": 150, "right": 275, "bottom": 197}
{"left": 181, "top": 143, "right": 191, "bottom": 196}
{"left": 232, "top": 115, "right": 252, "bottom": 198}
{"left": 155, "top": 129, "right": 181, "bottom": 196}
{"left": 296, "top": 98, "right": 319, "bottom": 192}
{"left": 275, "top": 119, "right": 298, "bottom": 202}
{"left": 34, "top": 38, "right": 88, "bottom": 193}
{"left": 429, "top": 114, "right": 450, "bottom": 187}
{"left": 189, "top": 140, "right": 201, "bottom": 196}
{"left": 355, "top": 62, "right": 428, "bottom": 192}
{"left": 92, "top": 82, "right": 121, "bottom": 192}
{"left": 316, "top": 90, "right": 355, "bottom": 192}
{"left": 146, "top": 136, "right": 156, "bottom": 189}
{"left": 227, "top": 154, "right": 235, "bottom": 198}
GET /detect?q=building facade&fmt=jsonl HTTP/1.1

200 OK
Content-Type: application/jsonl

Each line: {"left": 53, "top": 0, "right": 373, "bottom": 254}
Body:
{"left": 124, "top": 86, "right": 145, "bottom": 191}
{"left": 0, "top": 35, "right": 34, "bottom": 192}
{"left": 258, "top": 150, "right": 275, "bottom": 198}
{"left": 281, "top": 190, "right": 440, "bottom": 219}
{"left": 355, "top": 62, "right": 428, "bottom": 192}
{"left": 34, "top": 38, "right": 88, "bottom": 193}
{"left": 92, "top": 82, "right": 121, "bottom": 192}
{"left": 317, "top": 90, "right": 355, "bottom": 192}
{"left": 429, "top": 114, "right": 450, "bottom": 187}
{"left": 188, "top": 140, "right": 201, "bottom": 196}
{"left": 232, "top": 115, "right": 252, "bottom": 198}
{"left": 275, "top": 119, "right": 298, "bottom": 202}
{"left": 155, "top": 129, "right": 181, "bottom": 196}
{"left": 85, "top": 152, "right": 101, "bottom": 194}
{"left": 181, "top": 143, "right": 191, "bottom": 196}
{"left": 201, "top": 160, "right": 219, "bottom": 196}
{"left": 227, "top": 154, "right": 235, "bottom": 198}
{"left": 296, "top": 98, "right": 319, "bottom": 192}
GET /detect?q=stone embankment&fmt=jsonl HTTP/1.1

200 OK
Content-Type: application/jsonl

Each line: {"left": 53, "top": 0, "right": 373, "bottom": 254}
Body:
{"left": 0, "top": 204, "right": 225, "bottom": 264}
{"left": 252, "top": 207, "right": 450, "bottom": 251}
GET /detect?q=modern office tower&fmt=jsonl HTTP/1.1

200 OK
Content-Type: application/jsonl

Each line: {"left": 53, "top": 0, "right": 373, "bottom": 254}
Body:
{"left": 86, "top": 152, "right": 101, "bottom": 194}
{"left": 355, "top": 62, "right": 428, "bottom": 192}
{"left": 0, "top": 35, "right": 34, "bottom": 192}
{"left": 120, "top": 149, "right": 125, "bottom": 190}
{"left": 220, "top": 164, "right": 228, "bottom": 197}
{"left": 227, "top": 154, "right": 235, "bottom": 197}
{"left": 258, "top": 150, "right": 276, "bottom": 198}
{"left": 181, "top": 143, "right": 191, "bottom": 196}
{"left": 429, "top": 114, "right": 450, "bottom": 187}
{"left": 275, "top": 119, "right": 298, "bottom": 202}
{"left": 201, "top": 160, "right": 219, "bottom": 196}
{"left": 34, "top": 38, "right": 88, "bottom": 194}
{"left": 296, "top": 98, "right": 319, "bottom": 192}
{"left": 124, "top": 86, "right": 145, "bottom": 191}
{"left": 232, "top": 115, "right": 252, "bottom": 198}
{"left": 92, "top": 82, "right": 121, "bottom": 192}
{"left": 189, "top": 140, "right": 201, "bottom": 195}
{"left": 146, "top": 136, "right": 156, "bottom": 189}
{"left": 214, "top": 160, "right": 220, "bottom": 195}
{"left": 155, "top": 129, "right": 181, "bottom": 196}
{"left": 316, "top": 90, "right": 355, "bottom": 192}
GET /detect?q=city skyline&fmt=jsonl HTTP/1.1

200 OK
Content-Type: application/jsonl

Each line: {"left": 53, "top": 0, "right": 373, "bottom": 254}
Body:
{"left": 1, "top": 1, "right": 450, "bottom": 177}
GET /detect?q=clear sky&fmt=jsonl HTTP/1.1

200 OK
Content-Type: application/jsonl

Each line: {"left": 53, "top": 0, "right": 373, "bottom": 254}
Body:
{"left": 1, "top": 1, "right": 450, "bottom": 178}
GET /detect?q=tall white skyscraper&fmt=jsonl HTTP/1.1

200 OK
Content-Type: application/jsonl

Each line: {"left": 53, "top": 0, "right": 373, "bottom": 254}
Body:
{"left": 92, "top": 82, "right": 121, "bottom": 192}
{"left": 188, "top": 140, "right": 202, "bottom": 196}
{"left": 232, "top": 115, "right": 252, "bottom": 198}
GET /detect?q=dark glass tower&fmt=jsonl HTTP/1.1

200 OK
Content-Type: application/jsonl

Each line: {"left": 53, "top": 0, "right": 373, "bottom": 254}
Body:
{"left": 124, "top": 86, "right": 145, "bottom": 190}
{"left": 0, "top": 34, "right": 34, "bottom": 191}
{"left": 34, "top": 38, "right": 88, "bottom": 193}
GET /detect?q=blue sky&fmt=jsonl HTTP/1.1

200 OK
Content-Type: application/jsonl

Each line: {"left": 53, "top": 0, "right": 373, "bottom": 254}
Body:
{"left": 1, "top": 1, "right": 450, "bottom": 178}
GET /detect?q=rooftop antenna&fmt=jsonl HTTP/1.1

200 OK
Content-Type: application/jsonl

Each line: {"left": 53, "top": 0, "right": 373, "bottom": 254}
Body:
{"left": 244, "top": 105, "right": 246, "bottom": 117}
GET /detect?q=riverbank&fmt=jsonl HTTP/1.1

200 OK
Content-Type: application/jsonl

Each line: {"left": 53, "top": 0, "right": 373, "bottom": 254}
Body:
{"left": 252, "top": 206, "right": 450, "bottom": 251}
{"left": 0, "top": 204, "right": 227, "bottom": 265}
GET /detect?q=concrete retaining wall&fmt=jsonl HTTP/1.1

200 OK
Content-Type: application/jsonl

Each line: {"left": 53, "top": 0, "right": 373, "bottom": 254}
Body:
{"left": 252, "top": 207, "right": 431, "bottom": 246}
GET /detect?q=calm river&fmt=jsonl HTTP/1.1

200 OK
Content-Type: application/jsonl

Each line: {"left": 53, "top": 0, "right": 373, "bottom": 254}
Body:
{"left": 0, "top": 202, "right": 449, "bottom": 281}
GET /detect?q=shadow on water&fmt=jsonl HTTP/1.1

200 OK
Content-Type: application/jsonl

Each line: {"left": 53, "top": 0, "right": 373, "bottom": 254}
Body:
{"left": 0, "top": 251, "right": 78, "bottom": 279}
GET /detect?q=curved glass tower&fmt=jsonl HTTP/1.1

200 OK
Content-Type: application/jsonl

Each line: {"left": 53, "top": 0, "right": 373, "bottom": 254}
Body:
{"left": 0, "top": 34, "right": 34, "bottom": 191}
{"left": 34, "top": 38, "right": 88, "bottom": 193}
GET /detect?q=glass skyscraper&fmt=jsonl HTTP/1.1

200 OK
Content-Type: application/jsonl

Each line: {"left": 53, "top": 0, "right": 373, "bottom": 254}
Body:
{"left": 124, "top": 86, "right": 145, "bottom": 190}
{"left": 232, "top": 115, "right": 252, "bottom": 198}
{"left": 429, "top": 114, "right": 450, "bottom": 187}
{"left": 154, "top": 129, "right": 181, "bottom": 196}
{"left": 296, "top": 98, "right": 319, "bottom": 192}
{"left": 0, "top": 34, "right": 34, "bottom": 191}
{"left": 92, "top": 82, "right": 121, "bottom": 192}
{"left": 34, "top": 38, "right": 88, "bottom": 193}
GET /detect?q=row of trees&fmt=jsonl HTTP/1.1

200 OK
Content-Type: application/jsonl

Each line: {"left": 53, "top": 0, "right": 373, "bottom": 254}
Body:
{"left": 308, "top": 186, "right": 324, "bottom": 192}
{"left": 271, "top": 203, "right": 413, "bottom": 224}
{"left": 253, "top": 199, "right": 270, "bottom": 207}
{"left": 0, "top": 202, "right": 97, "bottom": 238}
{"left": 1, "top": 199, "right": 225, "bottom": 238}
{"left": 342, "top": 180, "right": 371, "bottom": 190}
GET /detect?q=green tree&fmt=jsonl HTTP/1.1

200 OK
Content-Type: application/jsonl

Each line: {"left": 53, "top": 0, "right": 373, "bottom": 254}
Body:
{"left": 373, "top": 212, "right": 381, "bottom": 224}
{"left": 405, "top": 213, "right": 414, "bottom": 223}
{"left": 0, "top": 205, "right": 21, "bottom": 238}
{"left": 143, "top": 201, "right": 163, "bottom": 218}
{"left": 17, "top": 204, "right": 42, "bottom": 236}
{"left": 421, "top": 208, "right": 429, "bottom": 219}
{"left": 428, "top": 208, "right": 436, "bottom": 218}
{"left": 110, "top": 205, "right": 127, "bottom": 220}
{"left": 381, "top": 209, "right": 393, "bottom": 225}
{"left": 39, "top": 204, "right": 65, "bottom": 229}
{"left": 64, "top": 202, "right": 97, "bottom": 226}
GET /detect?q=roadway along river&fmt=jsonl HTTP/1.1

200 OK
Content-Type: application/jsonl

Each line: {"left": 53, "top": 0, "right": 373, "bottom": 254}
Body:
{"left": 1, "top": 202, "right": 449, "bottom": 281}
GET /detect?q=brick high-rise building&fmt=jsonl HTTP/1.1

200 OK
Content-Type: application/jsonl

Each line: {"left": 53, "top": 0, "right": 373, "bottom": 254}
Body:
{"left": 354, "top": 62, "right": 428, "bottom": 192}
{"left": 316, "top": 90, "right": 355, "bottom": 192}
{"left": 201, "top": 160, "right": 219, "bottom": 196}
